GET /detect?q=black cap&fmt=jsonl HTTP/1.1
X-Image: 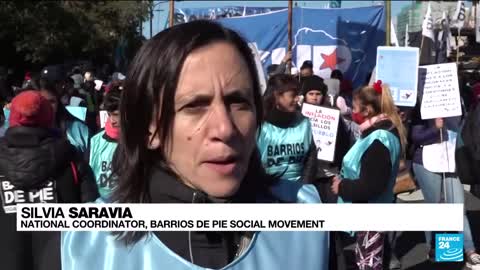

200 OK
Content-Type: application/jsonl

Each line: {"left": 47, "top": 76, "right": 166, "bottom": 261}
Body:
{"left": 300, "top": 60, "right": 313, "bottom": 70}
{"left": 301, "top": 75, "right": 327, "bottom": 96}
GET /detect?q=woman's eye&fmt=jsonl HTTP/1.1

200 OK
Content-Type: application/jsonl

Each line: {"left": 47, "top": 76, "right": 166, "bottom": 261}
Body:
{"left": 181, "top": 100, "right": 209, "bottom": 113}
{"left": 228, "top": 97, "right": 252, "bottom": 110}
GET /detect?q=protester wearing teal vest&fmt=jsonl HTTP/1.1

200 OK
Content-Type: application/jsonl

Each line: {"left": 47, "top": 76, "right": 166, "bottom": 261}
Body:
{"left": 331, "top": 81, "right": 405, "bottom": 270}
{"left": 257, "top": 74, "right": 316, "bottom": 188}
{"left": 89, "top": 88, "right": 120, "bottom": 199}
{"left": 62, "top": 21, "right": 329, "bottom": 270}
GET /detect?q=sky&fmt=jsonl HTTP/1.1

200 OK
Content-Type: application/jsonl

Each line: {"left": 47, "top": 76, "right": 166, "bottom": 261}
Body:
{"left": 143, "top": 1, "right": 414, "bottom": 38}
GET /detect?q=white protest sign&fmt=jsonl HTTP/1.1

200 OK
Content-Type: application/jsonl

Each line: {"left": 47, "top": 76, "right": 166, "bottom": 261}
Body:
{"left": 419, "top": 63, "right": 462, "bottom": 120}
{"left": 301, "top": 103, "right": 340, "bottom": 162}
{"left": 422, "top": 131, "right": 457, "bottom": 173}
{"left": 376, "top": 46, "right": 419, "bottom": 107}
{"left": 94, "top": 80, "right": 104, "bottom": 91}
{"left": 99, "top": 110, "right": 108, "bottom": 128}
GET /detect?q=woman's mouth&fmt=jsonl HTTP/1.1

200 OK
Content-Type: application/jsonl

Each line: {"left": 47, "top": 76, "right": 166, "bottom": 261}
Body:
{"left": 203, "top": 156, "right": 239, "bottom": 175}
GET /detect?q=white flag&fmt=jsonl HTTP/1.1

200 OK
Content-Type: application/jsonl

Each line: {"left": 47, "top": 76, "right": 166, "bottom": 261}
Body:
{"left": 391, "top": 20, "right": 399, "bottom": 47}
{"left": 405, "top": 24, "right": 409, "bottom": 47}
{"left": 438, "top": 11, "right": 453, "bottom": 59}
{"left": 453, "top": 0, "right": 466, "bottom": 29}
{"left": 422, "top": 3, "right": 435, "bottom": 41}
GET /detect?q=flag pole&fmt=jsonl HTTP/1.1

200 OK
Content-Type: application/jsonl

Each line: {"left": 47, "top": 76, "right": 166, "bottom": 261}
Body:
{"left": 169, "top": 0, "right": 175, "bottom": 28}
{"left": 287, "top": 0, "right": 293, "bottom": 74}
{"left": 386, "top": 0, "right": 391, "bottom": 46}
{"left": 456, "top": 28, "right": 460, "bottom": 63}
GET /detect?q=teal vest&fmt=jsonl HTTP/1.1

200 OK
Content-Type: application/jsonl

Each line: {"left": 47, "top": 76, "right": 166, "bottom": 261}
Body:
{"left": 339, "top": 129, "right": 400, "bottom": 204}
{"left": 257, "top": 118, "right": 312, "bottom": 182}
{"left": 66, "top": 120, "right": 90, "bottom": 154}
{"left": 61, "top": 185, "right": 329, "bottom": 270}
{"left": 89, "top": 131, "right": 118, "bottom": 199}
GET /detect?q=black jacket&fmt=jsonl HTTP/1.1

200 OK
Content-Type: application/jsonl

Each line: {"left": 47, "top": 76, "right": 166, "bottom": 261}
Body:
{"left": 338, "top": 120, "right": 400, "bottom": 203}
{"left": 0, "top": 126, "right": 98, "bottom": 270}
{"left": 149, "top": 165, "right": 272, "bottom": 269}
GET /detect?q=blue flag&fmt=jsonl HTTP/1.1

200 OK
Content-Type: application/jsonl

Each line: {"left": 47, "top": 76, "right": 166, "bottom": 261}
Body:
{"left": 219, "top": 7, "right": 386, "bottom": 89}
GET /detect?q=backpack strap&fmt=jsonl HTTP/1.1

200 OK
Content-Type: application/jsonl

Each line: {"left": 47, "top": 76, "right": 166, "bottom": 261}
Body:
{"left": 70, "top": 162, "right": 79, "bottom": 185}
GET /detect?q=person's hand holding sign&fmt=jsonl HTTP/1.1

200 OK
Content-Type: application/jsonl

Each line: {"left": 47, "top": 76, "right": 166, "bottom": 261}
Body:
{"left": 282, "top": 51, "right": 292, "bottom": 64}
{"left": 331, "top": 176, "right": 342, "bottom": 195}
{"left": 435, "top": 118, "right": 444, "bottom": 129}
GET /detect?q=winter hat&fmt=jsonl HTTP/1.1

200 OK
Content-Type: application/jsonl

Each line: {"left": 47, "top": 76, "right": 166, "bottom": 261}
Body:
{"left": 301, "top": 75, "right": 327, "bottom": 96}
{"left": 9, "top": 90, "right": 54, "bottom": 128}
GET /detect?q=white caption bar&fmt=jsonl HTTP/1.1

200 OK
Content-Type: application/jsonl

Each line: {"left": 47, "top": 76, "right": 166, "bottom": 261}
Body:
{"left": 17, "top": 203, "right": 463, "bottom": 232}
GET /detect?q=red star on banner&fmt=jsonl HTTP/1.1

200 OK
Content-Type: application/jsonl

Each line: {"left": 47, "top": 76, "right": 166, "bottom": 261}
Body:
{"left": 320, "top": 48, "right": 345, "bottom": 71}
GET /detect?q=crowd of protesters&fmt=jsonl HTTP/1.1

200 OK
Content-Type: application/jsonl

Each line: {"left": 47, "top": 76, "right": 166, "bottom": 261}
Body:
{"left": 0, "top": 20, "right": 479, "bottom": 270}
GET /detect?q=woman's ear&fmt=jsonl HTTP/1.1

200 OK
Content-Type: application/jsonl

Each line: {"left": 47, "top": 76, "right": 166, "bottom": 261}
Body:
{"left": 147, "top": 122, "right": 161, "bottom": 150}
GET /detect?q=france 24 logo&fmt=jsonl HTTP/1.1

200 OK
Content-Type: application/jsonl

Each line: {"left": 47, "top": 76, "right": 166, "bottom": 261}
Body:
{"left": 435, "top": 233, "right": 464, "bottom": 262}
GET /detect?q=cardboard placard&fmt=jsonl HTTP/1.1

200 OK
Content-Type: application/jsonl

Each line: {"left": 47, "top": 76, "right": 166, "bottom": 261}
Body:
{"left": 376, "top": 46, "right": 419, "bottom": 107}
{"left": 301, "top": 103, "right": 340, "bottom": 162}
{"left": 419, "top": 63, "right": 462, "bottom": 120}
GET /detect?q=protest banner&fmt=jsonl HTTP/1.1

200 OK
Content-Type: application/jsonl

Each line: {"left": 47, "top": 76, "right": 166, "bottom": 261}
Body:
{"left": 419, "top": 63, "right": 462, "bottom": 120}
{"left": 66, "top": 106, "right": 87, "bottom": 122}
{"left": 301, "top": 103, "right": 340, "bottom": 162}
{"left": 99, "top": 110, "right": 108, "bottom": 128}
{"left": 376, "top": 46, "right": 419, "bottom": 107}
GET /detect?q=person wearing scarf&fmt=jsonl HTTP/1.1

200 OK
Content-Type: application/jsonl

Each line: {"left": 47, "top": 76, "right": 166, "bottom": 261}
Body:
{"left": 331, "top": 81, "right": 406, "bottom": 270}
{"left": 257, "top": 74, "right": 317, "bottom": 196}
{"left": 88, "top": 88, "right": 121, "bottom": 200}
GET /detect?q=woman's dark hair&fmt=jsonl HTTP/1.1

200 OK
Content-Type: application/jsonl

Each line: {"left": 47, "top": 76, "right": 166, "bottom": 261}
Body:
{"left": 111, "top": 20, "right": 266, "bottom": 244}
{"left": 103, "top": 88, "right": 121, "bottom": 112}
{"left": 331, "top": 69, "right": 343, "bottom": 81}
{"left": 262, "top": 74, "right": 299, "bottom": 118}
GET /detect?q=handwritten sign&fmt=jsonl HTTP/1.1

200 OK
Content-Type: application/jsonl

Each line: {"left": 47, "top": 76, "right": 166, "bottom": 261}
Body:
{"left": 376, "top": 46, "right": 419, "bottom": 107}
{"left": 99, "top": 110, "right": 108, "bottom": 128}
{"left": 301, "top": 103, "right": 340, "bottom": 162}
{"left": 419, "top": 63, "right": 462, "bottom": 120}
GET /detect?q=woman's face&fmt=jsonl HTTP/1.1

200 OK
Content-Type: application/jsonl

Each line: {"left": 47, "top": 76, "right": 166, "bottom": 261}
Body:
{"left": 276, "top": 90, "right": 299, "bottom": 112}
{"left": 157, "top": 41, "right": 257, "bottom": 198}
{"left": 352, "top": 98, "right": 372, "bottom": 118}
{"left": 39, "top": 90, "right": 58, "bottom": 116}
{"left": 305, "top": 90, "right": 324, "bottom": 106}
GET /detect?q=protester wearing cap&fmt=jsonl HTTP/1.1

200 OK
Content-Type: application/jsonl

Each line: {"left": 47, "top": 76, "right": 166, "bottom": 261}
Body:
{"left": 301, "top": 75, "right": 327, "bottom": 106}
{"left": 0, "top": 91, "right": 98, "bottom": 270}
